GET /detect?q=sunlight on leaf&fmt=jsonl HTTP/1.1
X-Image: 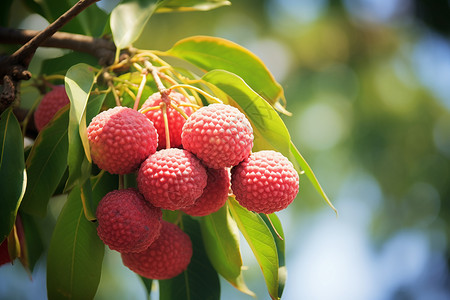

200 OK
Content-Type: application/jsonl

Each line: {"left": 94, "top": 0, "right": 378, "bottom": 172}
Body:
{"left": 228, "top": 197, "right": 280, "bottom": 300}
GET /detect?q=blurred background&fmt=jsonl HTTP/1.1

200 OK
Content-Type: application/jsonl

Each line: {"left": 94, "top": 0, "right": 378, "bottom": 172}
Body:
{"left": 1, "top": 0, "right": 450, "bottom": 299}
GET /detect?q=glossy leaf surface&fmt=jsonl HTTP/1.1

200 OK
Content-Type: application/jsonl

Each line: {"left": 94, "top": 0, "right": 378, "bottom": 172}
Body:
{"left": 21, "top": 107, "right": 69, "bottom": 217}
{"left": 0, "top": 108, "right": 26, "bottom": 241}
{"left": 165, "top": 36, "right": 285, "bottom": 108}
{"left": 228, "top": 197, "right": 280, "bottom": 300}
{"left": 199, "top": 205, "right": 254, "bottom": 296}
{"left": 47, "top": 187, "right": 104, "bottom": 299}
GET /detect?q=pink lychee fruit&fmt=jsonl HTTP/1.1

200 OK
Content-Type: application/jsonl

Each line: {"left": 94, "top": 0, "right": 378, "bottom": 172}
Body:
{"left": 182, "top": 167, "right": 230, "bottom": 216}
{"left": 87, "top": 106, "right": 158, "bottom": 174}
{"left": 96, "top": 188, "right": 162, "bottom": 253}
{"left": 141, "top": 91, "right": 193, "bottom": 149}
{"left": 137, "top": 148, "right": 207, "bottom": 210}
{"left": 121, "top": 220, "right": 192, "bottom": 279}
{"left": 0, "top": 239, "right": 11, "bottom": 266}
{"left": 231, "top": 150, "right": 299, "bottom": 214}
{"left": 181, "top": 103, "right": 254, "bottom": 169}
{"left": 34, "top": 85, "right": 70, "bottom": 131}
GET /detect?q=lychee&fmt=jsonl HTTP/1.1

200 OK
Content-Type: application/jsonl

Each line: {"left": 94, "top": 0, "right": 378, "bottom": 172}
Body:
{"left": 121, "top": 220, "right": 192, "bottom": 279}
{"left": 182, "top": 167, "right": 230, "bottom": 216}
{"left": 34, "top": 85, "right": 70, "bottom": 131}
{"left": 96, "top": 188, "right": 162, "bottom": 253}
{"left": 181, "top": 103, "right": 254, "bottom": 169}
{"left": 231, "top": 150, "right": 299, "bottom": 214}
{"left": 87, "top": 106, "right": 158, "bottom": 174}
{"left": 137, "top": 148, "right": 207, "bottom": 210}
{"left": 141, "top": 91, "right": 193, "bottom": 149}
{"left": 0, "top": 239, "right": 11, "bottom": 266}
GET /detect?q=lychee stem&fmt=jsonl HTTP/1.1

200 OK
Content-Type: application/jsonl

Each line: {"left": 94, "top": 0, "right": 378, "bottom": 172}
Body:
{"left": 161, "top": 102, "right": 171, "bottom": 149}
{"left": 169, "top": 102, "right": 189, "bottom": 120}
{"left": 133, "top": 70, "right": 148, "bottom": 110}
{"left": 119, "top": 175, "right": 124, "bottom": 190}
{"left": 42, "top": 74, "right": 65, "bottom": 82}
{"left": 139, "top": 105, "right": 160, "bottom": 114}
{"left": 168, "top": 84, "right": 223, "bottom": 104}
{"left": 108, "top": 81, "right": 121, "bottom": 106}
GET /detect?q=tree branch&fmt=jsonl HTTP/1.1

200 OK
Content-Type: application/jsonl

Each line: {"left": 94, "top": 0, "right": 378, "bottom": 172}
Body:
{"left": 0, "top": 0, "right": 102, "bottom": 113}
{"left": 0, "top": 28, "right": 116, "bottom": 65}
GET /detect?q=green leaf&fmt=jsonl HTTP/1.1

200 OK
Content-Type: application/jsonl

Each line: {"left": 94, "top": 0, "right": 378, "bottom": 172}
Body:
{"left": 64, "top": 64, "right": 99, "bottom": 191}
{"left": 41, "top": 52, "right": 99, "bottom": 76}
{"left": 110, "top": 0, "right": 159, "bottom": 49}
{"left": 90, "top": 171, "right": 119, "bottom": 209}
{"left": 228, "top": 197, "right": 280, "bottom": 300}
{"left": 0, "top": 0, "right": 14, "bottom": 26}
{"left": 22, "top": 0, "right": 108, "bottom": 36}
{"left": 156, "top": 0, "right": 230, "bottom": 12}
{"left": 199, "top": 205, "right": 254, "bottom": 296}
{"left": 260, "top": 213, "right": 286, "bottom": 299}
{"left": 202, "top": 69, "right": 291, "bottom": 158}
{"left": 21, "top": 107, "right": 69, "bottom": 217}
{"left": 47, "top": 186, "right": 104, "bottom": 300}
{"left": 0, "top": 108, "right": 27, "bottom": 241}
{"left": 140, "top": 276, "right": 153, "bottom": 299}
{"left": 159, "top": 215, "right": 220, "bottom": 300}
{"left": 289, "top": 141, "right": 337, "bottom": 214}
{"left": 21, "top": 212, "right": 44, "bottom": 272}
{"left": 164, "top": 36, "right": 288, "bottom": 112}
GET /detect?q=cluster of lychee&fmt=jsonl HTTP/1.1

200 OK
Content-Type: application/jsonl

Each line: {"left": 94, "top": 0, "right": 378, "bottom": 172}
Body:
{"left": 35, "top": 87, "right": 300, "bottom": 279}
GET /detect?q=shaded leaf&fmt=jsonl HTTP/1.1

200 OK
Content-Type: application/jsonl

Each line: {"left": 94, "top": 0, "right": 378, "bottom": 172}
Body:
{"left": 140, "top": 276, "right": 153, "bottom": 299}
{"left": 41, "top": 52, "right": 99, "bottom": 76}
{"left": 159, "top": 215, "right": 220, "bottom": 300}
{"left": 0, "top": 108, "right": 27, "bottom": 241}
{"left": 47, "top": 187, "right": 104, "bottom": 300}
{"left": 0, "top": 0, "right": 14, "bottom": 26}
{"left": 22, "top": 0, "right": 107, "bottom": 36}
{"left": 21, "top": 107, "right": 69, "bottom": 217}
{"left": 165, "top": 36, "right": 287, "bottom": 111}
{"left": 20, "top": 212, "right": 44, "bottom": 272}
{"left": 228, "top": 197, "right": 280, "bottom": 300}
{"left": 110, "top": 0, "right": 159, "bottom": 49}
{"left": 289, "top": 141, "right": 337, "bottom": 214}
{"left": 156, "top": 0, "right": 230, "bottom": 12}
{"left": 199, "top": 205, "right": 254, "bottom": 296}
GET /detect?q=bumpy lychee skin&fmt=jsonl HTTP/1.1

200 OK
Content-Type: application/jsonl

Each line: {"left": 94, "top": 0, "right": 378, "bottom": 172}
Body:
{"left": 137, "top": 148, "right": 207, "bottom": 210}
{"left": 182, "top": 167, "right": 230, "bottom": 216}
{"left": 121, "top": 221, "right": 192, "bottom": 279}
{"left": 96, "top": 188, "right": 162, "bottom": 253}
{"left": 34, "top": 85, "right": 70, "bottom": 131}
{"left": 231, "top": 150, "right": 299, "bottom": 214}
{"left": 87, "top": 106, "right": 158, "bottom": 174}
{"left": 141, "top": 91, "right": 193, "bottom": 149}
{"left": 182, "top": 104, "right": 254, "bottom": 169}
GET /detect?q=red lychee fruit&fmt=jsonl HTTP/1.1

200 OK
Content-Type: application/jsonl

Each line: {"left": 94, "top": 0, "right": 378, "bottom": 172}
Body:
{"left": 141, "top": 91, "right": 193, "bottom": 149}
{"left": 34, "top": 85, "right": 70, "bottom": 131}
{"left": 0, "top": 239, "right": 11, "bottom": 266}
{"left": 137, "top": 148, "right": 207, "bottom": 210}
{"left": 87, "top": 106, "right": 158, "bottom": 174}
{"left": 182, "top": 167, "right": 230, "bottom": 216}
{"left": 96, "top": 188, "right": 162, "bottom": 253}
{"left": 231, "top": 150, "right": 299, "bottom": 214}
{"left": 181, "top": 103, "right": 254, "bottom": 169}
{"left": 121, "top": 220, "right": 192, "bottom": 279}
